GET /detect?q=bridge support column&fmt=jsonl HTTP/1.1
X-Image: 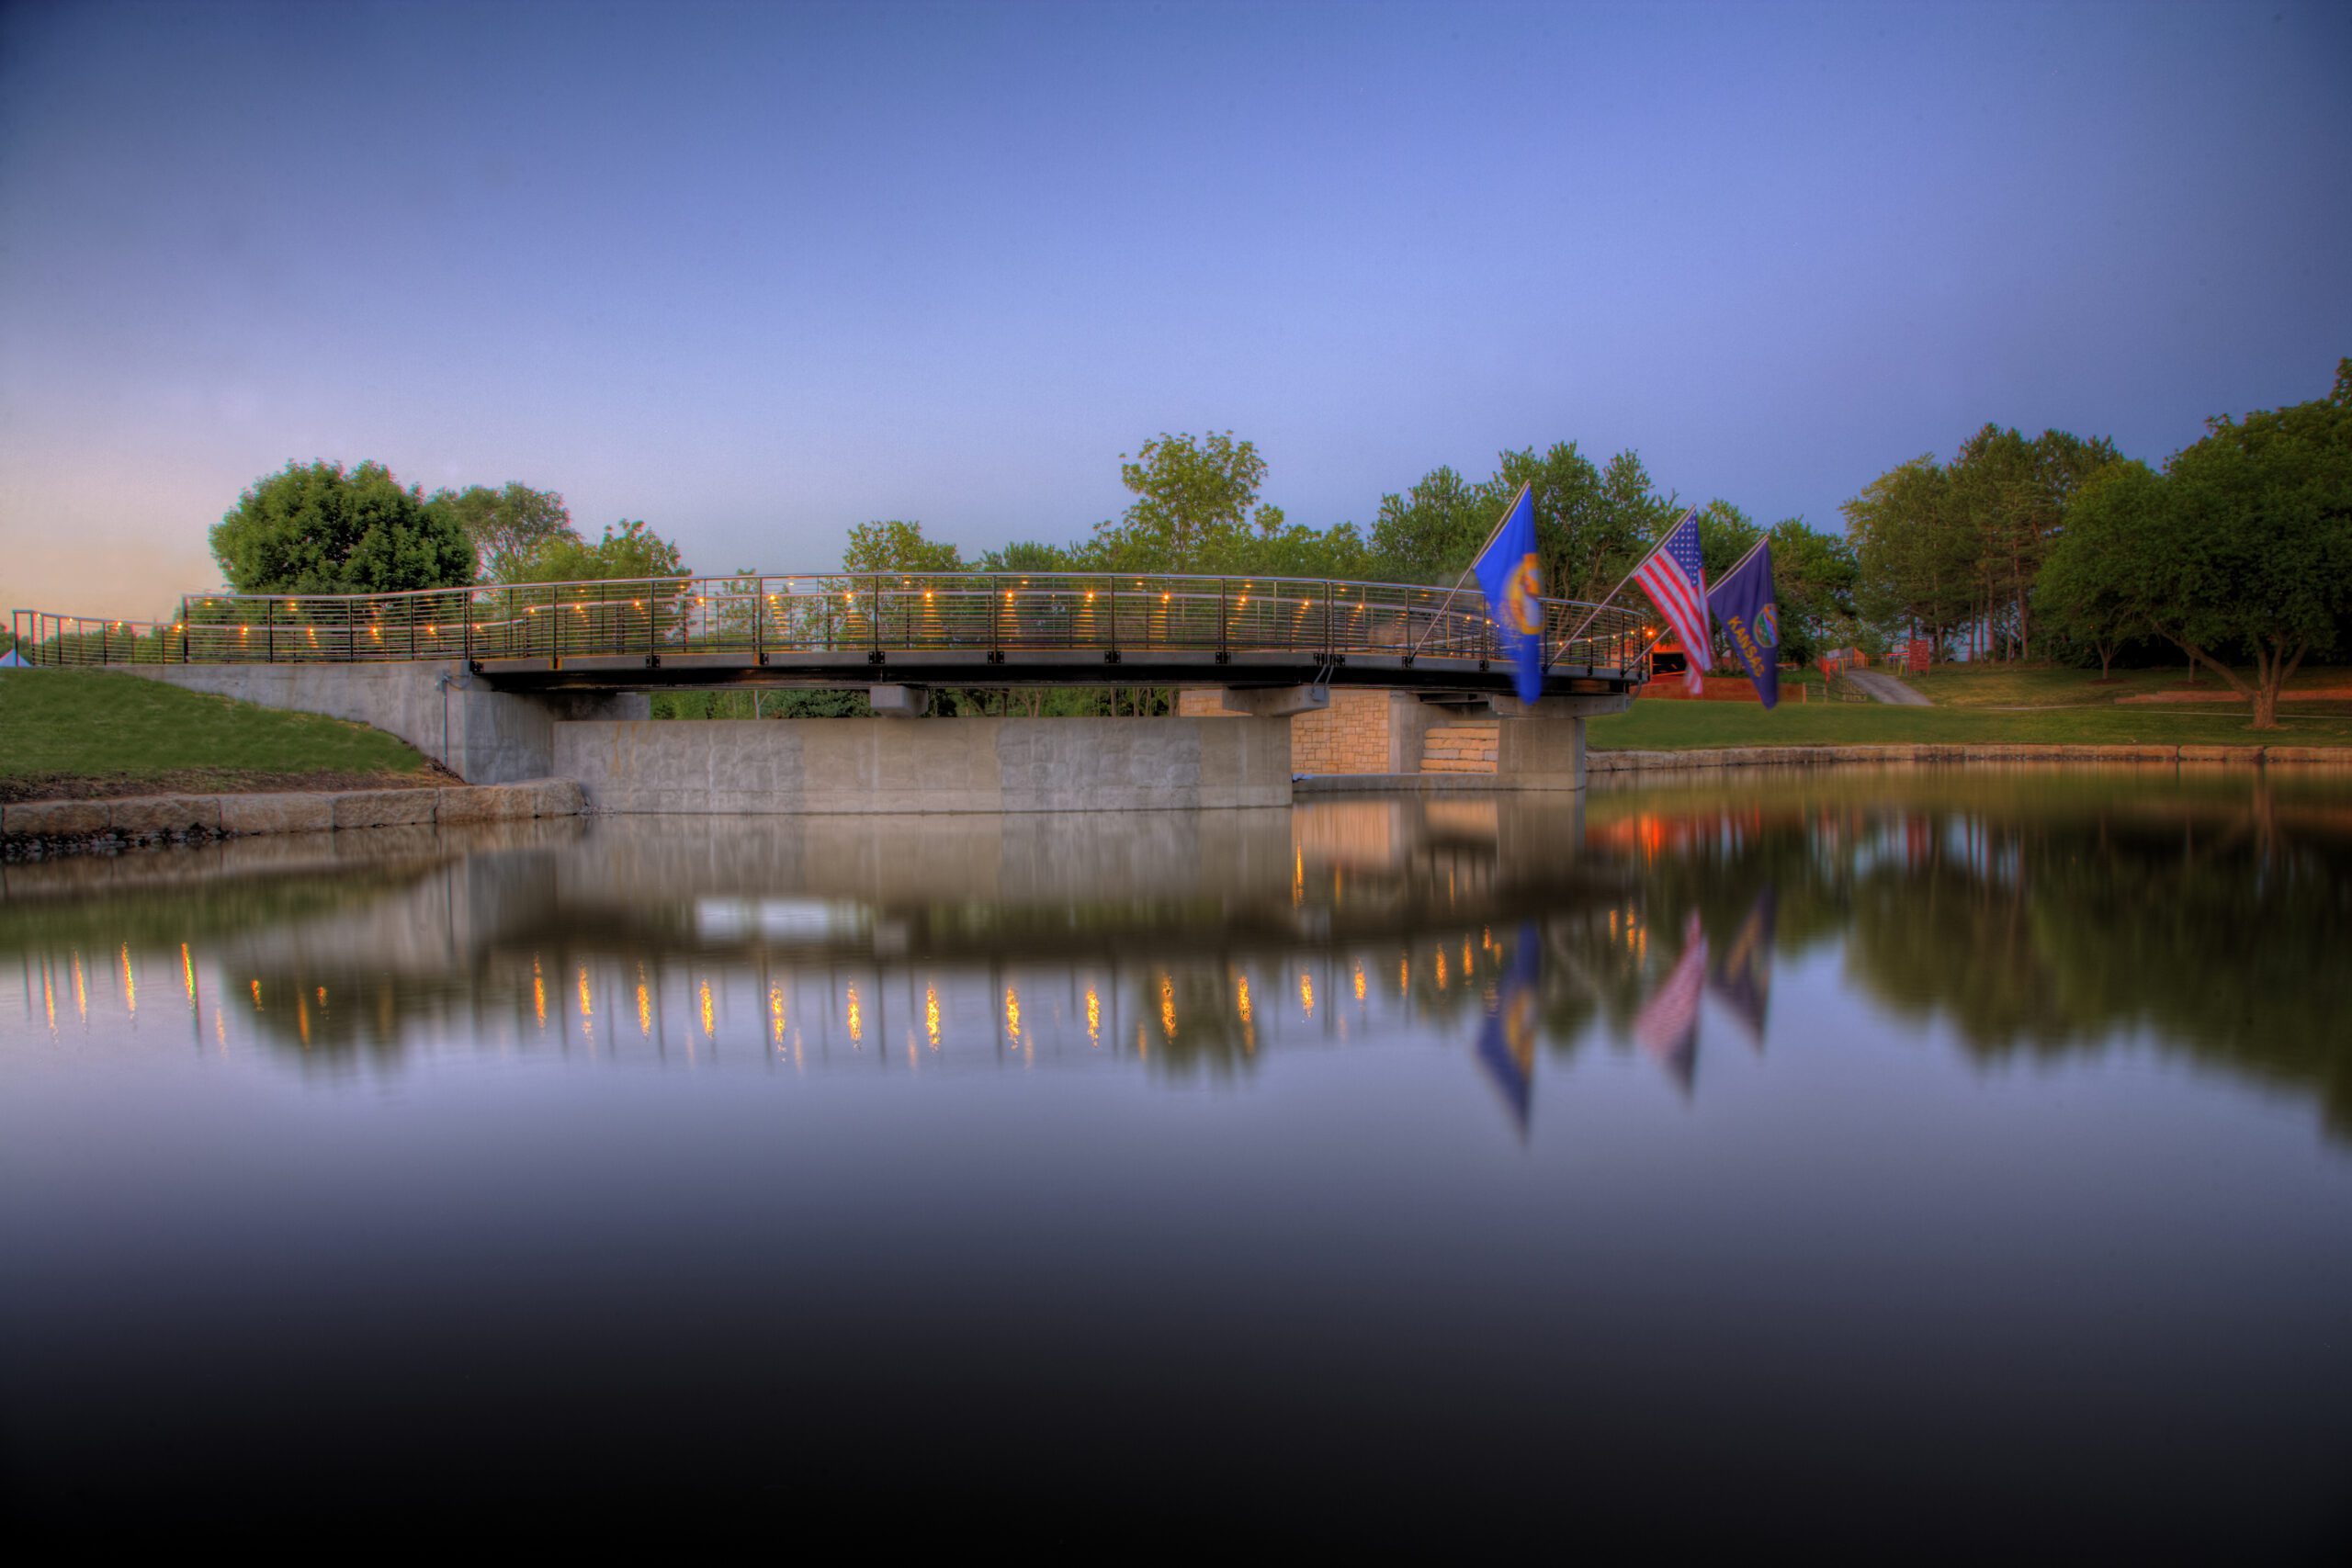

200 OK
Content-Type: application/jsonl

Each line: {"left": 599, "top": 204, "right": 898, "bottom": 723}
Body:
{"left": 867, "top": 683, "right": 928, "bottom": 716}
{"left": 1487, "top": 693, "right": 1631, "bottom": 792}
{"left": 1216, "top": 685, "right": 1329, "bottom": 718}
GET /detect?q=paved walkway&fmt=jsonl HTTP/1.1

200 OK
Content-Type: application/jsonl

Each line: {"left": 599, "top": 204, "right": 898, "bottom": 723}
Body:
{"left": 1844, "top": 671, "right": 1932, "bottom": 705}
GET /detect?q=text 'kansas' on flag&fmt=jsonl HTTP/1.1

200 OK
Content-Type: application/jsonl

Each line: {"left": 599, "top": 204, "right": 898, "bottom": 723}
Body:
{"left": 1707, "top": 539, "right": 1781, "bottom": 709}
{"left": 1634, "top": 507, "right": 1711, "bottom": 695}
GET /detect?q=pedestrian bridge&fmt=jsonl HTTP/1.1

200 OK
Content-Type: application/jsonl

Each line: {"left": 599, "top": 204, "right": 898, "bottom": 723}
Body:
{"left": 12, "top": 572, "right": 1653, "bottom": 800}
{"left": 13, "top": 570, "right": 1653, "bottom": 698}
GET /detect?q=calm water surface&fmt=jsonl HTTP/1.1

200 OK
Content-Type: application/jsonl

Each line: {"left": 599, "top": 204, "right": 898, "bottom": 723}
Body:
{"left": 4, "top": 768, "right": 2349, "bottom": 1554}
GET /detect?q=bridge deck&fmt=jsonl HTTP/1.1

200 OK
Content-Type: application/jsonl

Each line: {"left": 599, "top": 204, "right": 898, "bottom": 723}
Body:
{"left": 14, "top": 570, "right": 1656, "bottom": 695}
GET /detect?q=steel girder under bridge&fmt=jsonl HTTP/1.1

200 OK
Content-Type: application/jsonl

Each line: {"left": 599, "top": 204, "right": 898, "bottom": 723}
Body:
{"left": 13, "top": 570, "right": 1656, "bottom": 698}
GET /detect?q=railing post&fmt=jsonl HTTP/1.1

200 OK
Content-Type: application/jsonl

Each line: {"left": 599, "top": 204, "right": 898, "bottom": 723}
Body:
{"left": 752, "top": 577, "right": 763, "bottom": 664}
{"left": 266, "top": 600, "right": 275, "bottom": 663}
{"left": 870, "top": 576, "right": 882, "bottom": 654}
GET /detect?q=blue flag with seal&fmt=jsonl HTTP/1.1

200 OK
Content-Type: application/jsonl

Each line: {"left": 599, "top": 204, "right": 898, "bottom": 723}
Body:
{"left": 1706, "top": 540, "right": 1781, "bottom": 709}
{"left": 1473, "top": 485, "right": 1545, "bottom": 704}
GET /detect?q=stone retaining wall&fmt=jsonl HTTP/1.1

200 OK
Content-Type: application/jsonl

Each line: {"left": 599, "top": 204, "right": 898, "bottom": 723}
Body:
{"left": 2, "top": 778, "right": 584, "bottom": 854}
{"left": 1587, "top": 743, "right": 2351, "bottom": 773}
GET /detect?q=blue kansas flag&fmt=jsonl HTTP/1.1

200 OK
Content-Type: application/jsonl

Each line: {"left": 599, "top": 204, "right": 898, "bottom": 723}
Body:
{"left": 1475, "top": 921, "right": 1543, "bottom": 1137}
{"left": 1707, "top": 540, "right": 1781, "bottom": 709}
{"left": 1474, "top": 485, "right": 1545, "bottom": 704}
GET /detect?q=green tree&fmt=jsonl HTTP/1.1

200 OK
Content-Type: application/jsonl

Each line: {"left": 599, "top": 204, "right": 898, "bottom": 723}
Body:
{"left": 1846, "top": 455, "right": 1970, "bottom": 657}
{"left": 2037, "top": 459, "right": 2164, "bottom": 680}
{"left": 1092, "top": 432, "right": 1283, "bottom": 570}
{"left": 843, "top": 519, "right": 965, "bottom": 573}
{"left": 978, "top": 540, "right": 1078, "bottom": 573}
{"left": 1764, "top": 519, "right": 1860, "bottom": 664}
{"left": 428, "top": 482, "right": 578, "bottom": 582}
{"left": 507, "top": 519, "right": 687, "bottom": 582}
{"left": 210, "top": 460, "right": 474, "bottom": 594}
{"left": 2087, "top": 362, "right": 2352, "bottom": 728}
{"left": 1367, "top": 465, "right": 1496, "bottom": 583}
{"left": 1946, "top": 425, "right": 2120, "bottom": 659}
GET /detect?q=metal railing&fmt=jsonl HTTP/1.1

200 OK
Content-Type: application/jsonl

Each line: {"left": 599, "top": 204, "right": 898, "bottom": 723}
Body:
{"left": 11, "top": 572, "right": 1655, "bottom": 680}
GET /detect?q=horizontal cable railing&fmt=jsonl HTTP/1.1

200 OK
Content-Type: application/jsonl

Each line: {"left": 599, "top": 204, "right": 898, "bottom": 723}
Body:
{"left": 11, "top": 573, "right": 1656, "bottom": 679}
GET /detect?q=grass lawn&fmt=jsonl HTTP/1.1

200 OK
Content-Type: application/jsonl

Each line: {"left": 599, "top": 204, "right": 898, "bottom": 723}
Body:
{"left": 1903, "top": 660, "right": 2352, "bottom": 708}
{"left": 0, "top": 670, "right": 435, "bottom": 801}
{"left": 1589, "top": 694, "right": 2352, "bottom": 750}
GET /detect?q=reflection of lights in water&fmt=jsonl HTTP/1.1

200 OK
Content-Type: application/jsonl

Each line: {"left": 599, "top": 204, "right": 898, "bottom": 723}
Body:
{"left": 120, "top": 945, "right": 135, "bottom": 1016}
{"left": 1236, "top": 976, "right": 1252, "bottom": 1024}
{"left": 1293, "top": 848, "right": 1303, "bottom": 906}
{"left": 315, "top": 987, "right": 327, "bottom": 1007}
{"left": 1435, "top": 949, "right": 1449, "bottom": 991}
{"left": 925, "top": 984, "right": 941, "bottom": 1050}
{"left": 1352, "top": 963, "right": 1366, "bottom": 1002}
{"left": 1298, "top": 972, "right": 1314, "bottom": 1019}
{"left": 1399, "top": 955, "right": 1409, "bottom": 994}
{"left": 73, "top": 953, "right": 86, "bottom": 1021}
{"left": 636, "top": 982, "right": 652, "bottom": 1037}
{"left": 847, "top": 985, "right": 863, "bottom": 1045}
{"left": 772, "top": 986, "right": 788, "bottom": 1048}
{"left": 532, "top": 958, "right": 546, "bottom": 1029}
{"left": 297, "top": 993, "right": 311, "bottom": 1047}
{"left": 43, "top": 963, "right": 56, "bottom": 1032}
{"left": 698, "top": 979, "right": 716, "bottom": 1039}
{"left": 1463, "top": 938, "right": 1474, "bottom": 977}
{"left": 1004, "top": 987, "right": 1021, "bottom": 1042}
{"left": 579, "top": 966, "right": 594, "bottom": 1042}
{"left": 1085, "top": 987, "right": 1100, "bottom": 1048}
{"left": 251, "top": 978, "right": 262, "bottom": 1009}
{"left": 1158, "top": 974, "right": 1176, "bottom": 1042}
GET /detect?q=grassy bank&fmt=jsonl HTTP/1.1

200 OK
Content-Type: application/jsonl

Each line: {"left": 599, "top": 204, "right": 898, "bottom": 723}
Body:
{"left": 1588, "top": 695, "right": 2352, "bottom": 750}
{"left": 1903, "top": 661, "right": 2352, "bottom": 708}
{"left": 0, "top": 670, "right": 435, "bottom": 801}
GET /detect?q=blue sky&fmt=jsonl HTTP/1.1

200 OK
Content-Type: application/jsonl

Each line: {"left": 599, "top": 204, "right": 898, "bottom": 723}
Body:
{"left": 4, "top": 0, "right": 2347, "bottom": 616}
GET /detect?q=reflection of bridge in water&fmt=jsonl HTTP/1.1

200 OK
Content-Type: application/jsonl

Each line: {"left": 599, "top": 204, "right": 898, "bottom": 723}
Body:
{"left": 3, "top": 802, "right": 1650, "bottom": 1116}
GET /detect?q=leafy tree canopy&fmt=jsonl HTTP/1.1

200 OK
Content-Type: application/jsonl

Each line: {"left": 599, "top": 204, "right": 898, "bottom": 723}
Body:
{"left": 210, "top": 460, "right": 474, "bottom": 594}
{"left": 1092, "top": 433, "right": 1283, "bottom": 570}
{"left": 506, "top": 518, "right": 687, "bottom": 583}
{"left": 2039, "top": 359, "right": 2351, "bottom": 726}
{"left": 843, "top": 519, "right": 965, "bottom": 573}
{"left": 428, "top": 482, "right": 578, "bottom": 582}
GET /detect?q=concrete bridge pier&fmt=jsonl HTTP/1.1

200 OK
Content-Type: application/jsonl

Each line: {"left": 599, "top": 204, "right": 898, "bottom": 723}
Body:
{"left": 119, "top": 661, "right": 648, "bottom": 784}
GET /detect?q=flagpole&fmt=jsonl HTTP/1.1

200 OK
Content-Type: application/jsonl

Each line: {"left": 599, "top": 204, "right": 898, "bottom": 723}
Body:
{"left": 1718, "top": 533, "right": 1769, "bottom": 584}
{"left": 1544, "top": 503, "right": 1694, "bottom": 669}
{"left": 1408, "top": 482, "right": 1532, "bottom": 658}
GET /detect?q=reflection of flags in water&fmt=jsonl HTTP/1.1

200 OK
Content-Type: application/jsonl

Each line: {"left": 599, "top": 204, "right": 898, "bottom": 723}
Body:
{"left": 1634, "top": 909, "right": 1707, "bottom": 1095}
{"left": 1475, "top": 921, "right": 1542, "bottom": 1137}
{"left": 1707, "top": 886, "right": 1776, "bottom": 1050}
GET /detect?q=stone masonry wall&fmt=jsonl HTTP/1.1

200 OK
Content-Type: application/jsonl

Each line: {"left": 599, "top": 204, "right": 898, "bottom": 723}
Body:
{"left": 1179, "top": 687, "right": 1393, "bottom": 774}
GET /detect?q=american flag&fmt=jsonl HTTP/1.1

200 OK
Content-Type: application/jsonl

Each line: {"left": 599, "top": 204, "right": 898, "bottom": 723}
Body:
{"left": 1635, "top": 507, "right": 1711, "bottom": 694}
{"left": 1634, "top": 910, "right": 1709, "bottom": 1097}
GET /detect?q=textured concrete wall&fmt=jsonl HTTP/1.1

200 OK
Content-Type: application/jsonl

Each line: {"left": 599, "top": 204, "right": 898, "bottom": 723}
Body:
{"left": 1494, "top": 716, "right": 1586, "bottom": 790}
{"left": 554, "top": 716, "right": 1293, "bottom": 814}
{"left": 116, "top": 663, "right": 647, "bottom": 784}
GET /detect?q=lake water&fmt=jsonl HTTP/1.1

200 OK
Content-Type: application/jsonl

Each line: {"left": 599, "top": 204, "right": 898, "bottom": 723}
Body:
{"left": 4, "top": 769, "right": 2349, "bottom": 1554}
